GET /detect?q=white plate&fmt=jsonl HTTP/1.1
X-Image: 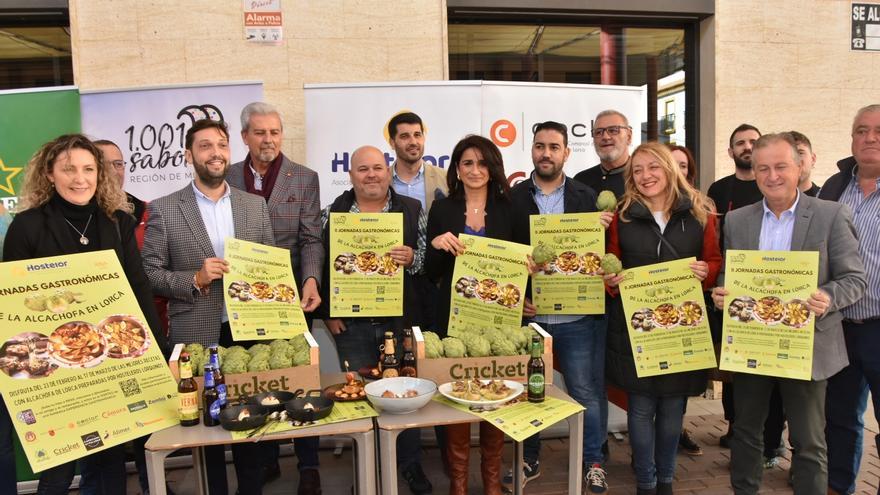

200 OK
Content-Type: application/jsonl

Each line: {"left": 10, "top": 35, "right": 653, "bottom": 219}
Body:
{"left": 438, "top": 379, "right": 524, "bottom": 407}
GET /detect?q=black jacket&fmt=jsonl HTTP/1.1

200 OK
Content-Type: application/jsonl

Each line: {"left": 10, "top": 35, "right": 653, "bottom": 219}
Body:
{"left": 605, "top": 198, "right": 721, "bottom": 397}
{"left": 425, "top": 194, "right": 515, "bottom": 335}
{"left": 510, "top": 176, "right": 599, "bottom": 246}
{"left": 3, "top": 199, "right": 167, "bottom": 356}
{"left": 318, "top": 188, "right": 424, "bottom": 329}
{"left": 818, "top": 156, "right": 856, "bottom": 202}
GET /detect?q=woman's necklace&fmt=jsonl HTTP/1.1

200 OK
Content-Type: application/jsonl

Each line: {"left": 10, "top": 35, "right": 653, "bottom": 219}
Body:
{"left": 64, "top": 214, "right": 93, "bottom": 245}
{"left": 465, "top": 202, "right": 486, "bottom": 216}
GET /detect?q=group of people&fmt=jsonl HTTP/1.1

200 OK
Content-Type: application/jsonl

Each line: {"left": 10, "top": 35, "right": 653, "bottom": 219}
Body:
{"left": 0, "top": 100, "right": 877, "bottom": 495}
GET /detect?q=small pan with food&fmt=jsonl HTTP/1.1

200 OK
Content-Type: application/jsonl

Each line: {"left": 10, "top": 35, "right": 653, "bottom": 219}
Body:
{"left": 219, "top": 405, "right": 269, "bottom": 431}
{"left": 285, "top": 390, "right": 334, "bottom": 423}
{"left": 247, "top": 389, "right": 303, "bottom": 412}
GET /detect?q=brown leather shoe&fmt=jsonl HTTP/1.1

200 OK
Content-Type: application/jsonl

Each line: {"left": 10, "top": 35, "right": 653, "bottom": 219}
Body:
{"left": 447, "top": 423, "right": 471, "bottom": 495}
{"left": 479, "top": 422, "right": 505, "bottom": 495}
{"left": 297, "top": 468, "right": 321, "bottom": 495}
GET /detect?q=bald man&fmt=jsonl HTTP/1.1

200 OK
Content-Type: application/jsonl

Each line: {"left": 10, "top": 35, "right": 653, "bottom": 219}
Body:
{"left": 316, "top": 146, "right": 432, "bottom": 493}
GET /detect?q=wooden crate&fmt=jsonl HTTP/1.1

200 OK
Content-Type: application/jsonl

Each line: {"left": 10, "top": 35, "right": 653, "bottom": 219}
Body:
{"left": 412, "top": 323, "right": 553, "bottom": 385}
{"left": 168, "top": 332, "right": 321, "bottom": 403}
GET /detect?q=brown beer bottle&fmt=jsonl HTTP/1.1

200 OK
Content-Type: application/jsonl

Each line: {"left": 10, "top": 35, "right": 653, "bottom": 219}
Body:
{"left": 527, "top": 335, "right": 545, "bottom": 403}
{"left": 400, "top": 329, "right": 417, "bottom": 377}
{"left": 381, "top": 331, "right": 400, "bottom": 378}
{"left": 177, "top": 352, "right": 200, "bottom": 426}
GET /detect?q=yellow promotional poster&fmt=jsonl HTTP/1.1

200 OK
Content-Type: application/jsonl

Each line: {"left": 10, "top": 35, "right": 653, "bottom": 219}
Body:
{"left": 719, "top": 250, "right": 819, "bottom": 380}
{"left": 434, "top": 394, "right": 583, "bottom": 442}
{"left": 530, "top": 213, "right": 605, "bottom": 315}
{"left": 229, "top": 400, "right": 377, "bottom": 440}
{"left": 0, "top": 251, "right": 179, "bottom": 473}
{"left": 329, "top": 212, "right": 404, "bottom": 317}
{"left": 619, "top": 258, "right": 716, "bottom": 377}
{"left": 447, "top": 234, "right": 531, "bottom": 337}
{"left": 223, "top": 238, "right": 308, "bottom": 340}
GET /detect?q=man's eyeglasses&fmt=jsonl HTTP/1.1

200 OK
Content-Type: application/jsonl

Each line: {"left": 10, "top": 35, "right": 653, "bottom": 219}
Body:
{"left": 109, "top": 160, "right": 125, "bottom": 170}
{"left": 591, "top": 125, "right": 631, "bottom": 138}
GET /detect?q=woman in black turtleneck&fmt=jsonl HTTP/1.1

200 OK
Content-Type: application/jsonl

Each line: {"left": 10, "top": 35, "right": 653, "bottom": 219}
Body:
{"left": 2, "top": 134, "right": 164, "bottom": 495}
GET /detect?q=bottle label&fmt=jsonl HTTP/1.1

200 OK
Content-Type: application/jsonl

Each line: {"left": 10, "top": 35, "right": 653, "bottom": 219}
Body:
{"left": 216, "top": 384, "right": 227, "bottom": 406}
{"left": 382, "top": 368, "right": 399, "bottom": 378}
{"left": 208, "top": 400, "right": 221, "bottom": 420}
{"left": 401, "top": 366, "right": 416, "bottom": 377}
{"left": 179, "top": 392, "right": 199, "bottom": 420}
{"left": 180, "top": 362, "right": 193, "bottom": 379}
{"left": 528, "top": 374, "right": 545, "bottom": 395}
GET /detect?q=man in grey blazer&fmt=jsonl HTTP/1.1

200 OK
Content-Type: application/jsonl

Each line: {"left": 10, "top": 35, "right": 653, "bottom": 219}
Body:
{"left": 142, "top": 119, "right": 274, "bottom": 495}
{"left": 711, "top": 133, "right": 867, "bottom": 495}
{"left": 227, "top": 102, "right": 324, "bottom": 495}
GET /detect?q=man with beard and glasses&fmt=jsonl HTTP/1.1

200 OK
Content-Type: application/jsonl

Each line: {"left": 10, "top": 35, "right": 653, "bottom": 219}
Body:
{"left": 142, "top": 119, "right": 274, "bottom": 495}
{"left": 574, "top": 109, "right": 633, "bottom": 199}
{"left": 226, "top": 102, "right": 324, "bottom": 495}
{"left": 507, "top": 121, "right": 613, "bottom": 494}
{"left": 707, "top": 124, "right": 787, "bottom": 467}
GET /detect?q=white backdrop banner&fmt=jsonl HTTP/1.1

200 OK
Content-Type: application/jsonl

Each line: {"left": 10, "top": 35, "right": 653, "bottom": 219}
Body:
{"left": 305, "top": 80, "right": 643, "bottom": 206}
{"left": 80, "top": 81, "right": 263, "bottom": 201}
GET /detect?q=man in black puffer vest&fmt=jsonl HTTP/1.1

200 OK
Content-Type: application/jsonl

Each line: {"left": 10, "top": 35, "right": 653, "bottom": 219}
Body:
{"left": 316, "top": 145, "right": 433, "bottom": 495}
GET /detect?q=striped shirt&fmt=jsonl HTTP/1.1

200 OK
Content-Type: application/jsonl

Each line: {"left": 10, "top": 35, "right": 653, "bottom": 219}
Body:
{"left": 838, "top": 168, "right": 880, "bottom": 320}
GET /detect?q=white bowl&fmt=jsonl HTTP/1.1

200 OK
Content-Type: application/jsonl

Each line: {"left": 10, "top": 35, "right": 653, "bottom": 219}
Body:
{"left": 364, "top": 377, "right": 437, "bottom": 414}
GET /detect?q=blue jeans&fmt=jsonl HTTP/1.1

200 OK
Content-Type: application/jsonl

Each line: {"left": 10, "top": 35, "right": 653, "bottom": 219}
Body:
{"left": 523, "top": 316, "right": 608, "bottom": 466}
{"left": 627, "top": 392, "right": 686, "bottom": 490}
{"left": 333, "top": 319, "right": 421, "bottom": 468}
{"left": 0, "top": 397, "right": 16, "bottom": 495}
{"left": 827, "top": 319, "right": 880, "bottom": 494}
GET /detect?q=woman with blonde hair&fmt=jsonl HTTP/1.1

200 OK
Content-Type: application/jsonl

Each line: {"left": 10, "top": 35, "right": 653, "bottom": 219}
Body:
{"left": 603, "top": 141, "right": 721, "bottom": 495}
{"left": 3, "top": 134, "right": 164, "bottom": 495}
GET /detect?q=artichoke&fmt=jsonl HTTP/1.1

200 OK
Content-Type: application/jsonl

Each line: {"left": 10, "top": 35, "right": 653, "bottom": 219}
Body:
{"left": 596, "top": 190, "right": 618, "bottom": 212}
{"left": 247, "top": 358, "right": 270, "bottom": 372}
{"left": 442, "top": 337, "right": 466, "bottom": 358}
{"left": 532, "top": 243, "right": 557, "bottom": 265}
{"left": 466, "top": 335, "right": 492, "bottom": 357}
{"left": 269, "top": 352, "right": 291, "bottom": 370}
{"left": 423, "top": 331, "right": 444, "bottom": 358}
{"left": 490, "top": 336, "right": 519, "bottom": 357}
{"left": 222, "top": 357, "right": 247, "bottom": 374}
{"left": 601, "top": 253, "right": 623, "bottom": 275}
{"left": 292, "top": 349, "right": 311, "bottom": 366}
{"left": 248, "top": 343, "right": 271, "bottom": 357}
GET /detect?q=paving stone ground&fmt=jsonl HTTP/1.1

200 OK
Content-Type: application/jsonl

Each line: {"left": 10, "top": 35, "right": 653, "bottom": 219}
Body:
{"left": 107, "top": 395, "right": 879, "bottom": 494}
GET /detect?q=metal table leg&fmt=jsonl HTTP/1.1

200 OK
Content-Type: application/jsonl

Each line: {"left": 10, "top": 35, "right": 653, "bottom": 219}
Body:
{"left": 378, "top": 428, "right": 400, "bottom": 495}
{"left": 145, "top": 449, "right": 170, "bottom": 495}
{"left": 352, "top": 429, "right": 378, "bottom": 495}
{"left": 513, "top": 439, "right": 524, "bottom": 495}
{"left": 567, "top": 411, "right": 585, "bottom": 495}
{"left": 192, "top": 446, "right": 209, "bottom": 495}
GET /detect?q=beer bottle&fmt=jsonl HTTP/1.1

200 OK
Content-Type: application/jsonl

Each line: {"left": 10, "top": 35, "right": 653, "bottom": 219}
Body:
{"left": 209, "top": 346, "right": 227, "bottom": 408}
{"left": 381, "top": 331, "right": 400, "bottom": 378}
{"left": 177, "top": 352, "right": 199, "bottom": 426}
{"left": 527, "top": 335, "right": 545, "bottom": 403}
{"left": 203, "top": 364, "right": 221, "bottom": 427}
{"left": 400, "top": 329, "right": 417, "bottom": 377}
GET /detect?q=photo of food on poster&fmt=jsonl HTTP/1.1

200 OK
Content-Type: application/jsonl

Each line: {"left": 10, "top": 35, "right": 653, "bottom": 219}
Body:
{"left": 448, "top": 234, "right": 530, "bottom": 337}
{"left": 329, "top": 212, "right": 404, "bottom": 317}
{"left": 529, "top": 213, "right": 605, "bottom": 315}
{"left": 223, "top": 238, "right": 309, "bottom": 340}
{"left": 619, "top": 257, "right": 716, "bottom": 378}
{"left": 719, "top": 250, "right": 819, "bottom": 380}
{"left": 0, "top": 251, "right": 178, "bottom": 472}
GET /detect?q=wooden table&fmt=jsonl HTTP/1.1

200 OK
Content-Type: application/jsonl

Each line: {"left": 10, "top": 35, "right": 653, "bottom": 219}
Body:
{"left": 374, "top": 385, "right": 583, "bottom": 495}
{"left": 144, "top": 374, "right": 377, "bottom": 495}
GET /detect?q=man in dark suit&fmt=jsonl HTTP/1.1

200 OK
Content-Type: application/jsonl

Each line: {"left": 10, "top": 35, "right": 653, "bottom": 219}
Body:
{"left": 227, "top": 102, "right": 324, "bottom": 495}
{"left": 711, "top": 133, "right": 867, "bottom": 495}
{"left": 142, "top": 119, "right": 274, "bottom": 495}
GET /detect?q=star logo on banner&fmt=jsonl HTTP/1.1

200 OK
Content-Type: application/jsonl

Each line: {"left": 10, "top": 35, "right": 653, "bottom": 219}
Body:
{"left": 0, "top": 156, "right": 23, "bottom": 196}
